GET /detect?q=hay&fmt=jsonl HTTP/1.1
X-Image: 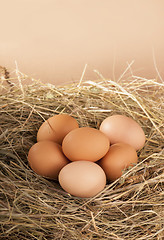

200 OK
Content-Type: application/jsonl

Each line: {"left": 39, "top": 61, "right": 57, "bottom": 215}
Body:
{"left": 0, "top": 68, "right": 164, "bottom": 240}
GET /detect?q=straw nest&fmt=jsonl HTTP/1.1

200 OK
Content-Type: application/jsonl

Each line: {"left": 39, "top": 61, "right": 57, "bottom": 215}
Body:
{"left": 0, "top": 67, "right": 164, "bottom": 240}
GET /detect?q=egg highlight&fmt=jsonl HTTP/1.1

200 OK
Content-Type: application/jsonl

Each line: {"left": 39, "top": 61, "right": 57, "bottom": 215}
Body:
{"left": 59, "top": 161, "right": 106, "bottom": 198}
{"left": 99, "top": 114, "right": 145, "bottom": 150}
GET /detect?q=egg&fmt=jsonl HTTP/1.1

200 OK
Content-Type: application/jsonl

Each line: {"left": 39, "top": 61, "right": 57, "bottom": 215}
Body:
{"left": 98, "top": 143, "right": 138, "bottom": 181}
{"left": 37, "top": 114, "right": 79, "bottom": 145}
{"left": 28, "top": 141, "right": 70, "bottom": 179}
{"left": 62, "top": 127, "right": 110, "bottom": 162}
{"left": 59, "top": 161, "right": 106, "bottom": 198}
{"left": 99, "top": 114, "right": 145, "bottom": 150}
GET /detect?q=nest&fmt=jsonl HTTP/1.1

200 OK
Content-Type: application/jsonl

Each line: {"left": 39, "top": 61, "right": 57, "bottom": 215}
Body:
{"left": 0, "top": 67, "right": 164, "bottom": 240}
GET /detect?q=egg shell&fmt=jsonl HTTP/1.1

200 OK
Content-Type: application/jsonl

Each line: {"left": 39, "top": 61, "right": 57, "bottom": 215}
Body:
{"left": 99, "top": 114, "right": 146, "bottom": 150}
{"left": 59, "top": 161, "right": 106, "bottom": 198}
{"left": 37, "top": 114, "right": 79, "bottom": 145}
{"left": 62, "top": 127, "right": 110, "bottom": 162}
{"left": 98, "top": 142, "right": 138, "bottom": 181}
{"left": 28, "top": 141, "right": 70, "bottom": 179}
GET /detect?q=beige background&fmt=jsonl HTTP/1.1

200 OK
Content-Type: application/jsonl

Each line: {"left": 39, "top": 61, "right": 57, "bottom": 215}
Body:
{"left": 0, "top": 0, "right": 164, "bottom": 84}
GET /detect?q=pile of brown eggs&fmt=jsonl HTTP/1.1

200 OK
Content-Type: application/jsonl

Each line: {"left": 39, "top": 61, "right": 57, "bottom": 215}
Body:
{"left": 28, "top": 114, "right": 146, "bottom": 198}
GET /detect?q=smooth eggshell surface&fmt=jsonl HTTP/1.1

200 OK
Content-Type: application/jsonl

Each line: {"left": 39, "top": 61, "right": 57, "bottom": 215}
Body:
{"left": 98, "top": 143, "right": 138, "bottom": 181}
{"left": 100, "top": 115, "right": 145, "bottom": 150}
{"left": 37, "top": 114, "right": 79, "bottom": 145}
{"left": 28, "top": 141, "right": 70, "bottom": 179}
{"left": 62, "top": 127, "right": 110, "bottom": 162}
{"left": 59, "top": 161, "right": 106, "bottom": 198}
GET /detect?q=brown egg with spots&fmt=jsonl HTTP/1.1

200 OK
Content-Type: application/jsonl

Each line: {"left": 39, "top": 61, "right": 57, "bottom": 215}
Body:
{"left": 98, "top": 143, "right": 138, "bottom": 182}
{"left": 37, "top": 114, "right": 79, "bottom": 145}
{"left": 28, "top": 141, "right": 70, "bottom": 179}
{"left": 62, "top": 127, "right": 110, "bottom": 162}
{"left": 100, "top": 114, "right": 146, "bottom": 150}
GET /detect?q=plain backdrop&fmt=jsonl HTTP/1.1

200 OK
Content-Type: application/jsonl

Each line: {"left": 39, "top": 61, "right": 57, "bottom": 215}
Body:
{"left": 0, "top": 0, "right": 164, "bottom": 84}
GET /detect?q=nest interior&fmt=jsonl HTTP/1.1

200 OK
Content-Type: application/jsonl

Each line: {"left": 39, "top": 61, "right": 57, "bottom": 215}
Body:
{"left": 0, "top": 69, "right": 164, "bottom": 240}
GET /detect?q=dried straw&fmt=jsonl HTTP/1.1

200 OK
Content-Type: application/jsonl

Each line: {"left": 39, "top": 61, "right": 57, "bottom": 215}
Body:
{"left": 0, "top": 67, "right": 164, "bottom": 239}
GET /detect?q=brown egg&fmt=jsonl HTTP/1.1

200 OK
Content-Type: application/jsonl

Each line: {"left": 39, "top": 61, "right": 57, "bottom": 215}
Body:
{"left": 62, "top": 127, "right": 110, "bottom": 162}
{"left": 99, "top": 114, "right": 145, "bottom": 150}
{"left": 59, "top": 161, "right": 106, "bottom": 198}
{"left": 37, "top": 114, "right": 79, "bottom": 145}
{"left": 28, "top": 141, "right": 70, "bottom": 179}
{"left": 98, "top": 143, "right": 138, "bottom": 181}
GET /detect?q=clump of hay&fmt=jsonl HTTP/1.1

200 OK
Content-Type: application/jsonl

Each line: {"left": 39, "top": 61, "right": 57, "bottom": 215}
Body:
{"left": 0, "top": 67, "right": 164, "bottom": 240}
